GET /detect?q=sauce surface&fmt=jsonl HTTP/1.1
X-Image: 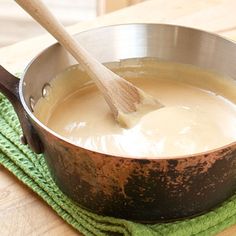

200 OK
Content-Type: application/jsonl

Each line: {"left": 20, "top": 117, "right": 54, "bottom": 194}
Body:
{"left": 34, "top": 59, "right": 236, "bottom": 158}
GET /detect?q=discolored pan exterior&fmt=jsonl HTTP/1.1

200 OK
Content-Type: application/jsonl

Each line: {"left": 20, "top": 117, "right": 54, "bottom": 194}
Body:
{"left": 32, "top": 117, "right": 236, "bottom": 221}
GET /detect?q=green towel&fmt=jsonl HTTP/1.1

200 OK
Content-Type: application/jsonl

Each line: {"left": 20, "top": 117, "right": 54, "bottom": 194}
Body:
{"left": 1, "top": 92, "right": 236, "bottom": 236}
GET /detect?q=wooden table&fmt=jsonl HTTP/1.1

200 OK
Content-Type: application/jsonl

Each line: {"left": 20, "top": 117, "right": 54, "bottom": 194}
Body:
{"left": 1, "top": 0, "right": 236, "bottom": 235}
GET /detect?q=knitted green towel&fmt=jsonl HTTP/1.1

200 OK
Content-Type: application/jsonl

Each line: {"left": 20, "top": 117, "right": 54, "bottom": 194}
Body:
{"left": 1, "top": 93, "right": 236, "bottom": 236}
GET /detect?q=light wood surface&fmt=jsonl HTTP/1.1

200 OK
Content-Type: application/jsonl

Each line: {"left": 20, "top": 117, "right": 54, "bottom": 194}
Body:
{"left": 0, "top": 0, "right": 236, "bottom": 235}
{"left": 0, "top": 166, "right": 78, "bottom": 236}
{"left": 0, "top": 0, "right": 96, "bottom": 47}
{"left": 97, "top": 0, "right": 144, "bottom": 15}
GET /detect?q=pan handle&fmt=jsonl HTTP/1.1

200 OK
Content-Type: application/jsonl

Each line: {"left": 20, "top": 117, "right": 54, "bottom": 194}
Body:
{"left": 0, "top": 66, "right": 42, "bottom": 153}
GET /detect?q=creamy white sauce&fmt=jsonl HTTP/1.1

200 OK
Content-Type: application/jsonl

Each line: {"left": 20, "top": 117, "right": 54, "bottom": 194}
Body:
{"left": 34, "top": 60, "right": 236, "bottom": 158}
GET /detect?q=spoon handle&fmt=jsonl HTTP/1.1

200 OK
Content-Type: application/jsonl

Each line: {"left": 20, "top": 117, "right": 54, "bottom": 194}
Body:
{"left": 15, "top": 1, "right": 122, "bottom": 90}
{"left": 15, "top": 0, "right": 164, "bottom": 122}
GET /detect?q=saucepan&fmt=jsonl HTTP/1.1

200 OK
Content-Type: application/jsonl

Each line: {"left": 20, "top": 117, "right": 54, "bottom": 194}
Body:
{"left": 1, "top": 24, "right": 236, "bottom": 222}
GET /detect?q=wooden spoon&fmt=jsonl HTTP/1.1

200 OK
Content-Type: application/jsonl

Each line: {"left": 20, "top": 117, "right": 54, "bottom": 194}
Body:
{"left": 15, "top": 0, "right": 163, "bottom": 127}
